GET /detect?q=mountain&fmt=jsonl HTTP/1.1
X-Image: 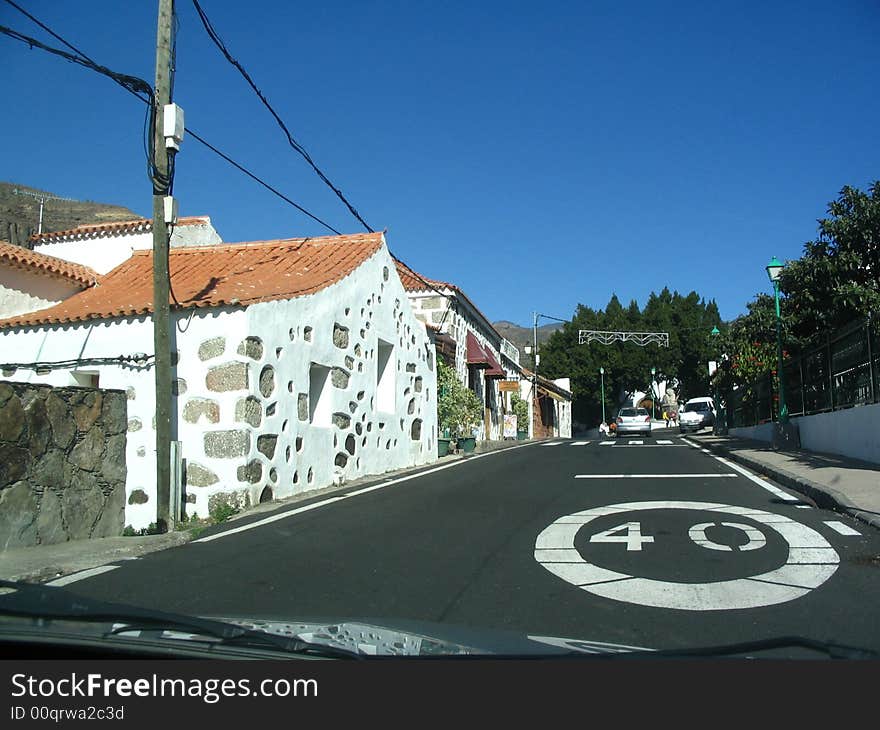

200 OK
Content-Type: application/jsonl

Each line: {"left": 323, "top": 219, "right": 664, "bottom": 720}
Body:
{"left": 1, "top": 182, "right": 142, "bottom": 248}
{"left": 493, "top": 320, "right": 565, "bottom": 351}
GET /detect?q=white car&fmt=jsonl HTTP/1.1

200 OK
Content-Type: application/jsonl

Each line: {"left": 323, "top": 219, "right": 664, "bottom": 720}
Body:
{"left": 679, "top": 397, "right": 716, "bottom": 433}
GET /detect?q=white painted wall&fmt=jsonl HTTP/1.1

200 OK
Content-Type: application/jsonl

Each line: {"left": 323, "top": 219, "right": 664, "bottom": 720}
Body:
{"left": 0, "top": 242, "right": 438, "bottom": 529}
{"left": 553, "top": 378, "right": 572, "bottom": 438}
{"left": 796, "top": 404, "right": 880, "bottom": 464}
{"left": 32, "top": 222, "right": 221, "bottom": 275}
{"left": 729, "top": 403, "right": 880, "bottom": 464}
{"left": 0, "top": 267, "right": 81, "bottom": 318}
{"left": 174, "top": 244, "right": 438, "bottom": 519}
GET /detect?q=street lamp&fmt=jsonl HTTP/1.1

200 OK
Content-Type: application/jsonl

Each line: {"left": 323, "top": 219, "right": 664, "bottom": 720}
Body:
{"left": 650, "top": 367, "right": 656, "bottom": 420}
{"left": 766, "top": 256, "right": 788, "bottom": 424}
{"left": 599, "top": 367, "right": 605, "bottom": 424}
{"left": 710, "top": 326, "right": 721, "bottom": 434}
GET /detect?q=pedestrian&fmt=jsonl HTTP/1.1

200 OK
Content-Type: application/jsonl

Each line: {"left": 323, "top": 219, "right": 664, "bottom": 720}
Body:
{"left": 599, "top": 421, "right": 608, "bottom": 437}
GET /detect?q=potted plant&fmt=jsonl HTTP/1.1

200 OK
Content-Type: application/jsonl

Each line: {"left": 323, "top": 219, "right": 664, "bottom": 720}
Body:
{"left": 437, "top": 361, "right": 482, "bottom": 454}
{"left": 455, "top": 388, "right": 482, "bottom": 453}
{"left": 511, "top": 393, "right": 530, "bottom": 440}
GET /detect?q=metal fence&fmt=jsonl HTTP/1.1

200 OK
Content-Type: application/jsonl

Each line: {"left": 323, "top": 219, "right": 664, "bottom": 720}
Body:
{"left": 727, "top": 314, "right": 878, "bottom": 428}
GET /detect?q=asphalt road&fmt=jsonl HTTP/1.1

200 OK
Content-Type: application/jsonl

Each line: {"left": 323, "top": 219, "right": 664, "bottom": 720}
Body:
{"left": 58, "top": 429, "right": 880, "bottom": 654}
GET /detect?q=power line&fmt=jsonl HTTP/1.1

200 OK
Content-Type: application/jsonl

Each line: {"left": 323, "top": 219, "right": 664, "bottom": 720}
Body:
{"left": 0, "top": 12, "right": 341, "bottom": 235}
{"left": 190, "top": 0, "right": 374, "bottom": 233}
{"left": 4, "top": 3, "right": 460, "bottom": 321}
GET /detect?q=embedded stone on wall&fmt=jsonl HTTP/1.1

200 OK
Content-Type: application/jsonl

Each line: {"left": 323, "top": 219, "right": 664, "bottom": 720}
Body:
{"left": 206, "top": 362, "right": 249, "bottom": 392}
{"left": 237, "top": 336, "right": 264, "bottom": 360}
{"left": 257, "top": 434, "right": 278, "bottom": 459}
{"left": 234, "top": 396, "right": 262, "bottom": 428}
{"left": 333, "top": 324, "right": 350, "bottom": 349}
{"left": 183, "top": 398, "right": 221, "bottom": 425}
{"left": 199, "top": 336, "right": 226, "bottom": 361}
{"left": 259, "top": 365, "right": 276, "bottom": 397}
{"left": 237, "top": 459, "right": 263, "bottom": 484}
{"left": 186, "top": 463, "right": 219, "bottom": 487}
{"left": 204, "top": 430, "right": 251, "bottom": 458}
{"left": 331, "top": 367, "right": 350, "bottom": 389}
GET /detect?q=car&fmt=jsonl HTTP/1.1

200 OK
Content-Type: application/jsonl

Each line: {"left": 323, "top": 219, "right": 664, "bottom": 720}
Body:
{"left": 615, "top": 407, "right": 652, "bottom": 437}
{"left": 679, "top": 397, "right": 716, "bottom": 433}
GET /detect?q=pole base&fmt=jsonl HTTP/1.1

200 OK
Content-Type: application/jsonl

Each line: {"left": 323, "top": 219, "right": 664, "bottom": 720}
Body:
{"left": 771, "top": 421, "right": 800, "bottom": 451}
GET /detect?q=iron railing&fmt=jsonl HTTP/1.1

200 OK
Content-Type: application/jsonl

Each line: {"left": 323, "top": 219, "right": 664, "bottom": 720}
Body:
{"left": 726, "top": 314, "right": 878, "bottom": 428}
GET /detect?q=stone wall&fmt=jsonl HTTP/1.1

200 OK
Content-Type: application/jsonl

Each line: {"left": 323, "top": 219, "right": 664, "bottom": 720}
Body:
{"left": 0, "top": 381, "right": 127, "bottom": 548}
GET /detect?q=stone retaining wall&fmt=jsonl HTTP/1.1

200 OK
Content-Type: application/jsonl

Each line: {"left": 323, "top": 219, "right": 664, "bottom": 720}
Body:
{"left": 0, "top": 381, "right": 127, "bottom": 548}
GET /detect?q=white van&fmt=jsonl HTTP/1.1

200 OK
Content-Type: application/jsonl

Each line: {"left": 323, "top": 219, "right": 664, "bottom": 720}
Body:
{"left": 679, "top": 397, "right": 716, "bottom": 433}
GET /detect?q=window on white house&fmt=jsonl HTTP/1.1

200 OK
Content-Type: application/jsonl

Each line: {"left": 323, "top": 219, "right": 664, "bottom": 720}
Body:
{"left": 376, "top": 339, "right": 395, "bottom": 413}
{"left": 309, "top": 363, "right": 331, "bottom": 427}
{"left": 71, "top": 371, "right": 99, "bottom": 388}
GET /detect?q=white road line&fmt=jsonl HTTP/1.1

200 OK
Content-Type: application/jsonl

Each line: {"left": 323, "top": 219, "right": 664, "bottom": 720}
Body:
{"left": 47, "top": 565, "right": 119, "bottom": 586}
{"left": 657, "top": 440, "right": 673, "bottom": 445}
{"left": 571, "top": 441, "right": 591, "bottom": 446}
{"left": 541, "top": 442, "right": 563, "bottom": 447}
{"left": 193, "top": 439, "right": 539, "bottom": 544}
{"left": 681, "top": 438, "right": 800, "bottom": 502}
{"left": 795, "top": 505, "right": 812, "bottom": 509}
{"left": 600, "top": 441, "right": 616, "bottom": 446}
{"left": 575, "top": 473, "right": 738, "bottom": 479}
{"left": 823, "top": 521, "right": 862, "bottom": 536}
{"left": 629, "top": 440, "right": 644, "bottom": 445}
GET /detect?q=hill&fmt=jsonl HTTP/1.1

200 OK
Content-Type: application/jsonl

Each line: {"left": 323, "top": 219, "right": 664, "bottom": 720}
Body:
{"left": 493, "top": 320, "right": 565, "bottom": 351}
{"left": 1, "top": 182, "right": 142, "bottom": 248}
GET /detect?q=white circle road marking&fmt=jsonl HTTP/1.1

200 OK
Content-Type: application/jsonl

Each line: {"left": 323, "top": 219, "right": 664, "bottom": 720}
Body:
{"left": 534, "top": 501, "right": 839, "bottom": 611}
{"left": 688, "top": 522, "right": 767, "bottom": 552}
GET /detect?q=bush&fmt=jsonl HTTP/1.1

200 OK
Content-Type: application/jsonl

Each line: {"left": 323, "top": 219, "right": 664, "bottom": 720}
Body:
{"left": 437, "top": 360, "right": 483, "bottom": 438}
{"left": 511, "top": 393, "right": 529, "bottom": 431}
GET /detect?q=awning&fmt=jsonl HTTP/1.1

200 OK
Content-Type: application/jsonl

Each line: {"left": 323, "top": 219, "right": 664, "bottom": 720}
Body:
{"left": 466, "top": 331, "right": 490, "bottom": 368}
{"left": 484, "top": 346, "right": 505, "bottom": 378}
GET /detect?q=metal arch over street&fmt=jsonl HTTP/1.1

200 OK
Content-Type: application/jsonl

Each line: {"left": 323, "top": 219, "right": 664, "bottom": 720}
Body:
{"left": 578, "top": 330, "right": 670, "bottom": 347}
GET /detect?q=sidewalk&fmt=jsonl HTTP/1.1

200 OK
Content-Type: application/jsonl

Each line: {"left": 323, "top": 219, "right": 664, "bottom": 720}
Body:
{"left": 688, "top": 431, "right": 880, "bottom": 531}
{"left": 1, "top": 437, "right": 537, "bottom": 585}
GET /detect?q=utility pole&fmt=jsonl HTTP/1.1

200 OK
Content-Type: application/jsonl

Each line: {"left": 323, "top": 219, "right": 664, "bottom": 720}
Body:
{"left": 152, "top": 0, "right": 174, "bottom": 530}
{"left": 12, "top": 188, "right": 76, "bottom": 235}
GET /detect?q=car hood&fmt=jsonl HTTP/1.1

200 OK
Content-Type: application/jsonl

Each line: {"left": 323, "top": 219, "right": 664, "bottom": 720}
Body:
{"left": 212, "top": 616, "right": 653, "bottom": 656}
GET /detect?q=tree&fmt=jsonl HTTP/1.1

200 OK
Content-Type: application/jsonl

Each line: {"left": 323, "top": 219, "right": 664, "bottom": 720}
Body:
{"left": 779, "top": 181, "right": 880, "bottom": 342}
{"left": 539, "top": 291, "right": 722, "bottom": 428}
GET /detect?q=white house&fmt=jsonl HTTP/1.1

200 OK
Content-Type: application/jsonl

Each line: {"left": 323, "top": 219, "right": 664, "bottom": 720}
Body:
{"left": 519, "top": 369, "right": 573, "bottom": 439}
{"left": 29, "top": 216, "right": 222, "bottom": 274}
{"left": 0, "top": 241, "right": 98, "bottom": 320}
{"left": 394, "top": 259, "right": 519, "bottom": 440}
{"left": 0, "top": 230, "right": 438, "bottom": 529}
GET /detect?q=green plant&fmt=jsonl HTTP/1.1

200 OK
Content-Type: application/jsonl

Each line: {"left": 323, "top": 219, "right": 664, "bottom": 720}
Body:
{"left": 437, "top": 360, "right": 483, "bottom": 438}
{"left": 511, "top": 393, "right": 529, "bottom": 431}
{"left": 209, "top": 501, "right": 240, "bottom": 525}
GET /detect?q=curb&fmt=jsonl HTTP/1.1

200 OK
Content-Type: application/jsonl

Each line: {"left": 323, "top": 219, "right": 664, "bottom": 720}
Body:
{"left": 689, "top": 437, "right": 880, "bottom": 532}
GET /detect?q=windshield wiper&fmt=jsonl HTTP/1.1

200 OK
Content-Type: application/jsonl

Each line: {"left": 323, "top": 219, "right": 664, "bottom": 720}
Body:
{"left": 0, "top": 580, "right": 360, "bottom": 659}
{"left": 597, "top": 636, "right": 879, "bottom": 660}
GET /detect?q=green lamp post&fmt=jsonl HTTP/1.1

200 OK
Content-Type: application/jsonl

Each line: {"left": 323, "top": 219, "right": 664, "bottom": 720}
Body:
{"left": 711, "top": 326, "right": 721, "bottom": 434}
{"left": 599, "top": 367, "right": 605, "bottom": 425}
{"left": 650, "top": 367, "right": 656, "bottom": 420}
{"left": 766, "top": 256, "right": 788, "bottom": 424}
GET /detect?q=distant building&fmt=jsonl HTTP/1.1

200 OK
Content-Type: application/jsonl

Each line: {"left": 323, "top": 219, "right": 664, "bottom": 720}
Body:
{"left": 395, "top": 260, "right": 521, "bottom": 440}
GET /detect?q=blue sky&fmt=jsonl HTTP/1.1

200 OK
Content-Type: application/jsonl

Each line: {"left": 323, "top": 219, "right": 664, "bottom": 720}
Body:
{"left": 2, "top": 0, "right": 878, "bottom": 327}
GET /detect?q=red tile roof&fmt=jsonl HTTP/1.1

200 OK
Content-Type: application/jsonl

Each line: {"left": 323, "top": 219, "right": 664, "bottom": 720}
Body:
{"left": 30, "top": 216, "right": 213, "bottom": 245}
{"left": 0, "top": 240, "right": 99, "bottom": 287}
{"left": 0, "top": 233, "right": 384, "bottom": 328}
{"left": 394, "top": 258, "right": 453, "bottom": 293}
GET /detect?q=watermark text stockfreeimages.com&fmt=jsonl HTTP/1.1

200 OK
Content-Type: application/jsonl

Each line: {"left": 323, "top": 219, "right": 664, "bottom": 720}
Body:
{"left": 10, "top": 672, "right": 318, "bottom": 705}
